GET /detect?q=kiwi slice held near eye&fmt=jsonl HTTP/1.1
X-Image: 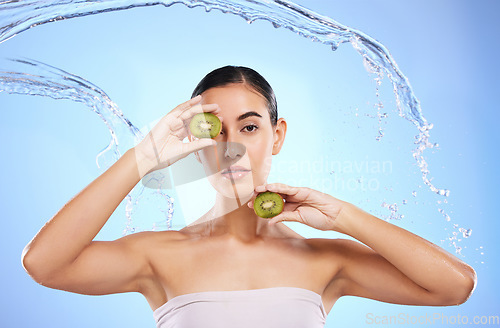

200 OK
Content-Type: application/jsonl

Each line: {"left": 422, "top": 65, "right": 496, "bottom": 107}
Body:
{"left": 253, "top": 191, "right": 285, "bottom": 218}
{"left": 189, "top": 112, "right": 222, "bottom": 139}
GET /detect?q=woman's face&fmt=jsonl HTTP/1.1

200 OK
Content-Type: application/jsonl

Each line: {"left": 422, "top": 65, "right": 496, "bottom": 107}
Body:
{"left": 191, "top": 83, "right": 286, "bottom": 199}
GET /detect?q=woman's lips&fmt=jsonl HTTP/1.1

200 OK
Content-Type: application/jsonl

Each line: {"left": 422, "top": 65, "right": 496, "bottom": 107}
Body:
{"left": 221, "top": 166, "right": 250, "bottom": 180}
{"left": 222, "top": 171, "right": 250, "bottom": 180}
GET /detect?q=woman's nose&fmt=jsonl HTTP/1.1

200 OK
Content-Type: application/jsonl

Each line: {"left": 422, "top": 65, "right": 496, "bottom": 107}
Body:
{"left": 221, "top": 130, "right": 246, "bottom": 159}
{"left": 223, "top": 141, "right": 246, "bottom": 159}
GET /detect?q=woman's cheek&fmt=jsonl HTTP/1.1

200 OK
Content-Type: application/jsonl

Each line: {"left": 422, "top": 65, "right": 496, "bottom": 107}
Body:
{"left": 256, "top": 138, "right": 273, "bottom": 171}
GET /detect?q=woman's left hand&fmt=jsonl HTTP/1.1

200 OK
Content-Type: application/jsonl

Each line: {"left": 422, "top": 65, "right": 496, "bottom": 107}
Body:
{"left": 247, "top": 183, "right": 349, "bottom": 231}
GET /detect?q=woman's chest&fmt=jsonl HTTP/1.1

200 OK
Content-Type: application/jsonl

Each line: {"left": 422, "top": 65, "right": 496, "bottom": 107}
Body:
{"left": 153, "top": 237, "right": 334, "bottom": 297}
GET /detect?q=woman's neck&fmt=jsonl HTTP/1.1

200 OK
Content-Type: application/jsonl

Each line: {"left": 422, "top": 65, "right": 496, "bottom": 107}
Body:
{"left": 204, "top": 192, "right": 271, "bottom": 243}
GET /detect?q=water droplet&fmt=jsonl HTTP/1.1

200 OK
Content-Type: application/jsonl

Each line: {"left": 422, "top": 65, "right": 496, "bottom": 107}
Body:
{"left": 0, "top": 0, "right": 456, "bottom": 243}
{"left": 459, "top": 227, "right": 472, "bottom": 238}
{"left": 437, "top": 189, "right": 450, "bottom": 197}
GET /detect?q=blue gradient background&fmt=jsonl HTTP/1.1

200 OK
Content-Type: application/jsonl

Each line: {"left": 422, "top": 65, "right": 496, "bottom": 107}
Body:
{"left": 0, "top": 0, "right": 498, "bottom": 327}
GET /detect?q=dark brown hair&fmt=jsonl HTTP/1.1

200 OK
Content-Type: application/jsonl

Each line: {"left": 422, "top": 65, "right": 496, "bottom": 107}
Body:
{"left": 191, "top": 65, "right": 278, "bottom": 126}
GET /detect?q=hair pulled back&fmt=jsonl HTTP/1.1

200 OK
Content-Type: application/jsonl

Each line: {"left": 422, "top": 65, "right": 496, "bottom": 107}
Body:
{"left": 191, "top": 66, "right": 278, "bottom": 127}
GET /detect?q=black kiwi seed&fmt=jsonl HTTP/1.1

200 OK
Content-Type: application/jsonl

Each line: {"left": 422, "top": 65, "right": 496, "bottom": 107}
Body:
{"left": 189, "top": 112, "right": 222, "bottom": 139}
{"left": 253, "top": 191, "right": 284, "bottom": 218}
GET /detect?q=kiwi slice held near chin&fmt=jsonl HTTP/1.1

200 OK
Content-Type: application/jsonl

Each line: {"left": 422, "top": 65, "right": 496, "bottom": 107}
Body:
{"left": 253, "top": 191, "right": 285, "bottom": 218}
{"left": 189, "top": 112, "right": 222, "bottom": 139}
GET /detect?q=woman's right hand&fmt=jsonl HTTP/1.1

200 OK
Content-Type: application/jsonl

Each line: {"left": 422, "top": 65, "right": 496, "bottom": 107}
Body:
{"left": 133, "top": 95, "right": 222, "bottom": 178}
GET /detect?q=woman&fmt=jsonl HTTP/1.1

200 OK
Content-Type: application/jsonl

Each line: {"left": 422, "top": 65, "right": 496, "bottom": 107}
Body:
{"left": 21, "top": 66, "right": 476, "bottom": 328}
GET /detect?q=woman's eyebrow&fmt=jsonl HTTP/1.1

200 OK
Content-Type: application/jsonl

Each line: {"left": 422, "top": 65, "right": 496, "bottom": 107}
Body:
{"left": 237, "top": 111, "right": 263, "bottom": 121}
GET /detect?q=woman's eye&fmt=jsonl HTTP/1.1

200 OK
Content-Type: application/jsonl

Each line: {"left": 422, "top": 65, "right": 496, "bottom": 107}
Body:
{"left": 244, "top": 125, "right": 258, "bottom": 132}
{"left": 219, "top": 125, "right": 258, "bottom": 135}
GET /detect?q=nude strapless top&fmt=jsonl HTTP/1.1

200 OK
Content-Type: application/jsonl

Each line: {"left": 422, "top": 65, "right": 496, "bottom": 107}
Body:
{"left": 153, "top": 286, "right": 327, "bottom": 328}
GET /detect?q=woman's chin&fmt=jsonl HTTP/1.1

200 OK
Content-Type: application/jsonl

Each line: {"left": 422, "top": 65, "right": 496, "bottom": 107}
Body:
{"left": 211, "top": 173, "right": 256, "bottom": 200}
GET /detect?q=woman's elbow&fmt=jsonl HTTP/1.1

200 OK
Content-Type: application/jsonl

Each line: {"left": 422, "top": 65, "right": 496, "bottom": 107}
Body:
{"left": 457, "top": 266, "right": 477, "bottom": 305}
{"left": 21, "top": 245, "right": 39, "bottom": 281}
{"left": 445, "top": 265, "right": 477, "bottom": 306}
{"left": 21, "top": 244, "right": 53, "bottom": 285}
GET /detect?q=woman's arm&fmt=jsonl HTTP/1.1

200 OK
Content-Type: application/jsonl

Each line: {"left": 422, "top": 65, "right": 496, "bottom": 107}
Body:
{"left": 21, "top": 96, "right": 221, "bottom": 295}
{"left": 249, "top": 183, "right": 477, "bottom": 306}
{"left": 331, "top": 203, "right": 477, "bottom": 306}
{"left": 21, "top": 148, "right": 154, "bottom": 293}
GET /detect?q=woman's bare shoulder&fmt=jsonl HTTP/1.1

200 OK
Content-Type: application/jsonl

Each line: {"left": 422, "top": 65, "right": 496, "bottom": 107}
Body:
{"left": 118, "top": 229, "right": 192, "bottom": 248}
{"left": 303, "top": 237, "right": 360, "bottom": 254}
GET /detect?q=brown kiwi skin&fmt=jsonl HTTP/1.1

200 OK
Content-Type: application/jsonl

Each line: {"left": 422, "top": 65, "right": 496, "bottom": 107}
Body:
{"left": 253, "top": 191, "right": 285, "bottom": 218}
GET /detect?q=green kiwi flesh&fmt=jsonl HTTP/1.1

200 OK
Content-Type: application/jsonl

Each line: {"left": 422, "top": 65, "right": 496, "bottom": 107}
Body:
{"left": 253, "top": 191, "right": 284, "bottom": 218}
{"left": 189, "top": 112, "right": 222, "bottom": 139}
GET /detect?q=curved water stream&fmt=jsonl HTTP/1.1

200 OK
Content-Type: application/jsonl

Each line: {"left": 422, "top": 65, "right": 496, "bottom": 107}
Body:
{"left": 0, "top": 0, "right": 470, "bottom": 253}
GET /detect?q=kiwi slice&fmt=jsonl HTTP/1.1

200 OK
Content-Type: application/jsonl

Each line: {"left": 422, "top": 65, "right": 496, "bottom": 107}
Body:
{"left": 253, "top": 191, "right": 284, "bottom": 218}
{"left": 189, "top": 112, "right": 222, "bottom": 139}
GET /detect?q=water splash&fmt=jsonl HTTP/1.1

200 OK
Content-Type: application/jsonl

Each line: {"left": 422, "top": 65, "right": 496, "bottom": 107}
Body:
{"left": 0, "top": 0, "right": 472, "bottom": 253}
{"left": 381, "top": 202, "right": 404, "bottom": 220}
{"left": 0, "top": 57, "right": 139, "bottom": 167}
{"left": 0, "top": 0, "right": 451, "bottom": 199}
{"left": 0, "top": 57, "right": 175, "bottom": 234}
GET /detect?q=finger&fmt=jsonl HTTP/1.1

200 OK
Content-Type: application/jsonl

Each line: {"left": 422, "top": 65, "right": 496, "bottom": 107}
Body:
{"left": 182, "top": 138, "right": 217, "bottom": 155}
{"left": 255, "top": 183, "right": 300, "bottom": 196}
{"left": 179, "top": 102, "right": 220, "bottom": 118}
{"left": 246, "top": 188, "right": 263, "bottom": 208}
{"left": 267, "top": 210, "right": 304, "bottom": 226}
{"left": 170, "top": 95, "right": 203, "bottom": 116}
{"left": 178, "top": 103, "right": 222, "bottom": 123}
{"left": 155, "top": 96, "right": 205, "bottom": 132}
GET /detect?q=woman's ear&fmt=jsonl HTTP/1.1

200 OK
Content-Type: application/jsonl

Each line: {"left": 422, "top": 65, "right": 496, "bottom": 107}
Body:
{"left": 272, "top": 118, "right": 287, "bottom": 155}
